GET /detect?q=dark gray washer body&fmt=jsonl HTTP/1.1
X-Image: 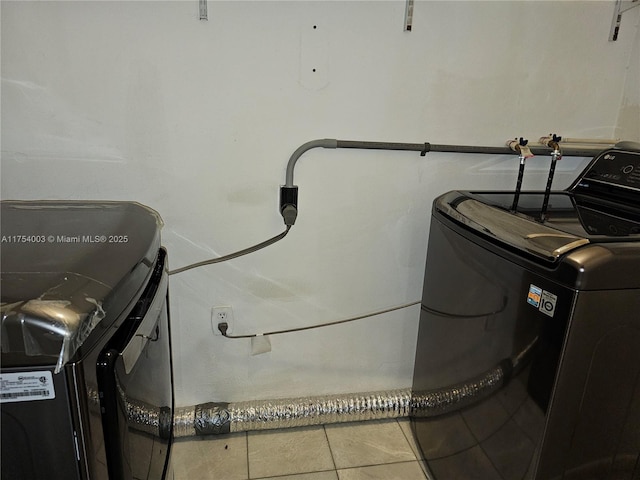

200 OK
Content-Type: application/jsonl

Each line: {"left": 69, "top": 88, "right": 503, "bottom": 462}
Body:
{"left": 411, "top": 147, "right": 640, "bottom": 480}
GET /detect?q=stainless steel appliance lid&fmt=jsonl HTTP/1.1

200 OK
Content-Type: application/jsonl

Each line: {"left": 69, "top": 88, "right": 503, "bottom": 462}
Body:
{"left": 436, "top": 190, "right": 640, "bottom": 262}
{"left": 437, "top": 192, "right": 587, "bottom": 262}
{"left": 0, "top": 201, "right": 163, "bottom": 372}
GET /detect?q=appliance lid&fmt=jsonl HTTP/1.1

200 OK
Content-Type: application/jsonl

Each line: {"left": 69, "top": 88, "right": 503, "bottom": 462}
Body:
{"left": 0, "top": 201, "right": 163, "bottom": 372}
{"left": 437, "top": 192, "right": 590, "bottom": 262}
{"left": 436, "top": 190, "right": 640, "bottom": 262}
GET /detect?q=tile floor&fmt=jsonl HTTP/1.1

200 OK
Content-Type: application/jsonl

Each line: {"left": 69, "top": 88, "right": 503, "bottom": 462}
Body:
{"left": 169, "top": 418, "right": 432, "bottom": 480}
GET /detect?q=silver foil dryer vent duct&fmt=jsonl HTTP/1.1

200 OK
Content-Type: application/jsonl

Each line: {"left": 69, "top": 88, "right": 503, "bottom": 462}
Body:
{"left": 146, "top": 337, "right": 537, "bottom": 437}
{"left": 410, "top": 361, "right": 507, "bottom": 418}
{"left": 173, "top": 390, "right": 412, "bottom": 437}
{"left": 172, "top": 358, "right": 512, "bottom": 437}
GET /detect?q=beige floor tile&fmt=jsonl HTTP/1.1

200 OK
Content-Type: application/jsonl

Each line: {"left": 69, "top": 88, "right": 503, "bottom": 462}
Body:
{"left": 397, "top": 418, "right": 423, "bottom": 460}
{"left": 254, "top": 472, "right": 339, "bottom": 480}
{"left": 325, "top": 420, "right": 416, "bottom": 469}
{"left": 397, "top": 420, "right": 437, "bottom": 479}
{"left": 170, "top": 433, "right": 248, "bottom": 480}
{"left": 337, "top": 461, "right": 427, "bottom": 480}
{"left": 248, "top": 426, "right": 335, "bottom": 478}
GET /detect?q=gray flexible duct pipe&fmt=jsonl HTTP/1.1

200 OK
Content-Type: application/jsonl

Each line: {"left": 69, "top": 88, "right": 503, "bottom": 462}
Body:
{"left": 171, "top": 336, "right": 538, "bottom": 437}
{"left": 87, "top": 319, "right": 535, "bottom": 438}
{"left": 172, "top": 359, "right": 508, "bottom": 437}
{"left": 174, "top": 389, "right": 412, "bottom": 437}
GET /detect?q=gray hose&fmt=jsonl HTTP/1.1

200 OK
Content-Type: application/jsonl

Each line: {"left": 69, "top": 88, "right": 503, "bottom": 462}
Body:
{"left": 284, "top": 138, "right": 601, "bottom": 187}
{"left": 285, "top": 139, "right": 338, "bottom": 186}
{"left": 168, "top": 226, "right": 291, "bottom": 275}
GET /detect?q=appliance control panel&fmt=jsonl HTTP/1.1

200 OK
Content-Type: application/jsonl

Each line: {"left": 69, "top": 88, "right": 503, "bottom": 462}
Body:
{"left": 570, "top": 147, "right": 640, "bottom": 236}
{"left": 581, "top": 149, "right": 640, "bottom": 192}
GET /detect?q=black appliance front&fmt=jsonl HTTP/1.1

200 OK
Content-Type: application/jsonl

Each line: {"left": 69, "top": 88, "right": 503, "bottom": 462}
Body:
{"left": 411, "top": 147, "right": 640, "bottom": 480}
{"left": 1, "top": 363, "right": 83, "bottom": 479}
{"left": 98, "top": 248, "right": 174, "bottom": 480}
{"left": 0, "top": 201, "right": 174, "bottom": 480}
{"left": 412, "top": 213, "right": 558, "bottom": 479}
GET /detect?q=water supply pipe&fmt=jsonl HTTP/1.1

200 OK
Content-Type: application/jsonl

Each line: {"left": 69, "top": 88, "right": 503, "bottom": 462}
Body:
{"left": 279, "top": 138, "right": 603, "bottom": 227}
{"left": 507, "top": 137, "right": 533, "bottom": 212}
{"left": 539, "top": 134, "right": 563, "bottom": 222}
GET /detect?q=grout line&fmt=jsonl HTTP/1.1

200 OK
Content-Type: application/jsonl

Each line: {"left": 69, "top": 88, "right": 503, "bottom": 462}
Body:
{"left": 245, "top": 431, "right": 251, "bottom": 479}
{"left": 396, "top": 418, "right": 424, "bottom": 461}
{"left": 323, "top": 424, "right": 339, "bottom": 471}
{"left": 335, "top": 460, "right": 429, "bottom": 478}
{"left": 250, "top": 468, "right": 338, "bottom": 480}
{"left": 251, "top": 469, "right": 338, "bottom": 480}
{"left": 397, "top": 419, "right": 434, "bottom": 479}
{"left": 337, "top": 458, "right": 429, "bottom": 470}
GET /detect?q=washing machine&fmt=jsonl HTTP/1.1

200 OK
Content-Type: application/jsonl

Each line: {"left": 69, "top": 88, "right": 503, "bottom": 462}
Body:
{"left": 1, "top": 201, "right": 174, "bottom": 480}
{"left": 411, "top": 145, "right": 640, "bottom": 479}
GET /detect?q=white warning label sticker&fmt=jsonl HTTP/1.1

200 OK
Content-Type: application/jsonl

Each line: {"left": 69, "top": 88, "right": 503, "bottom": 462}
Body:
{"left": 0, "top": 371, "right": 55, "bottom": 403}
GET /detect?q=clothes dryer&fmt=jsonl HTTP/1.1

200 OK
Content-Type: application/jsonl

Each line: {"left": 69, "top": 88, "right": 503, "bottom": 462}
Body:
{"left": 1, "top": 201, "right": 174, "bottom": 480}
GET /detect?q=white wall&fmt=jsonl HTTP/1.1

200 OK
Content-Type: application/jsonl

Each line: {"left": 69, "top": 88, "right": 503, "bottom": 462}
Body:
{"left": 617, "top": 7, "right": 640, "bottom": 139}
{"left": 2, "top": 1, "right": 639, "bottom": 407}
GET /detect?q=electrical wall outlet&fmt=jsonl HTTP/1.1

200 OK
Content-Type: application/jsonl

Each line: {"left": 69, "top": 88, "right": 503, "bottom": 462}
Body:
{"left": 212, "top": 306, "right": 234, "bottom": 335}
